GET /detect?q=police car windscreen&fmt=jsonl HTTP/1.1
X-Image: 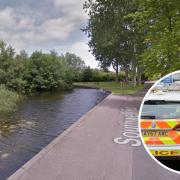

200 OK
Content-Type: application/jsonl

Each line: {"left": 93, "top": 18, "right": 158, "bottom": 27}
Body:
{"left": 141, "top": 101, "right": 180, "bottom": 119}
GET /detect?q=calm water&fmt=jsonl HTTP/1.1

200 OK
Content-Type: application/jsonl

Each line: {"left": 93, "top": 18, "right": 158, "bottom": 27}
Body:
{"left": 0, "top": 88, "right": 109, "bottom": 179}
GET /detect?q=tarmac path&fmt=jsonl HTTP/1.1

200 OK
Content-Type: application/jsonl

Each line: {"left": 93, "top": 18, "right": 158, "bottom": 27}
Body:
{"left": 8, "top": 92, "right": 180, "bottom": 180}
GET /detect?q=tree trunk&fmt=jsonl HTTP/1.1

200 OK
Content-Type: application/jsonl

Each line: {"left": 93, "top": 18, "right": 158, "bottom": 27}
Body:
{"left": 133, "top": 73, "right": 137, "bottom": 87}
{"left": 137, "top": 66, "right": 142, "bottom": 85}
{"left": 132, "top": 44, "right": 137, "bottom": 87}
{"left": 124, "top": 66, "right": 129, "bottom": 82}
{"left": 115, "top": 68, "right": 118, "bottom": 82}
{"left": 112, "top": 60, "right": 119, "bottom": 82}
{"left": 137, "top": 73, "right": 141, "bottom": 85}
{"left": 132, "top": 64, "right": 137, "bottom": 87}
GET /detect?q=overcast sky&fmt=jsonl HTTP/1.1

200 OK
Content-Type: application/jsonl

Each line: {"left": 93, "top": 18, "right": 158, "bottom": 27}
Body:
{"left": 0, "top": 0, "right": 99, "bottom": 68}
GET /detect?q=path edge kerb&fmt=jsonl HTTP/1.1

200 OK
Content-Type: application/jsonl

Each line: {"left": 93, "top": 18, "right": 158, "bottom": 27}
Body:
{"left": 8, "top": 92, "right": 112, "bottom": 180}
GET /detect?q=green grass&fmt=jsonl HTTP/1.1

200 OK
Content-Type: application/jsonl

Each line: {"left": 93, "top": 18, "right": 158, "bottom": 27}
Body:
{"left": 74, "top": 82, "right": 144, "bottom": 95}
{"left": 0, "top": 85, "right": 22, "bottom": 114}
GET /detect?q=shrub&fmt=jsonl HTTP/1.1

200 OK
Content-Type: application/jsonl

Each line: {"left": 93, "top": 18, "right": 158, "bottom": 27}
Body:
{"left": 0, "top": 85, "right": 22, "bottom": 114}
{"left": 82, "top": 66, "right": 93, "bottom": 82}
{"left": 24, "top": 52, "right": 74, "bottom": 93}
{"left": 91, "top": 70, "right": 126, "bottom": 82}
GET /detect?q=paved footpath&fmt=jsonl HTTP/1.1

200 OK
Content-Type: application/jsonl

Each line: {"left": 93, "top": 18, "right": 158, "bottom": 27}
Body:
{"left": 8, "top": 93, "right": 180, "bottom": 180}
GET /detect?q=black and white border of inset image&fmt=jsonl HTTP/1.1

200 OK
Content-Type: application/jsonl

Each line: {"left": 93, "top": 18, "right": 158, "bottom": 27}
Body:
{"left": 138, "top": 70, "right": 180, "bottom": 174}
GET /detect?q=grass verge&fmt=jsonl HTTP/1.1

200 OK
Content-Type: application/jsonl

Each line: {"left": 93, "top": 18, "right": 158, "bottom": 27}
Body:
{"left": 74, "top": 82, "right": 144, "bottom": 95}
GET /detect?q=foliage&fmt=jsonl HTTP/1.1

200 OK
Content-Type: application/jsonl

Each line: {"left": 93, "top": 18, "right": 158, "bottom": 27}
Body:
{"left": 64, "top": 52, "right": 85, "bottom": 70}
{"left": 64, "top": 52, "right": 85, "bottom": 82}
{"left": 81, "top": 66, "right": 128, "bottom": 82}
{"left": 0, "top": 41, "right": 83, "bottom": 94}
{"left": 91, "top": 69, "right": 125, "bottom": 82}
{"left": 82, "top": 66, "right": 93, "bottom": 82}
{"left": 0, "top": 85, "right": 22, "bottom": 114}
{"left": 83, "top": 0, "right": 143, "bottom": 82}
{"left": 84, "top": 0, "right": 180, "bottom": 81}
{"left": 128, "top": 0, "right": 180, "bottom": 77}
{"left": 24, "top": 51, "right": 73, "bottom": 93}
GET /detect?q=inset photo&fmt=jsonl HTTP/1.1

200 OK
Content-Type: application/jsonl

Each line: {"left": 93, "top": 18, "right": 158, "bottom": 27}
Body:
{"left": 139, "top": 71, "right": 180, "bottom": 173}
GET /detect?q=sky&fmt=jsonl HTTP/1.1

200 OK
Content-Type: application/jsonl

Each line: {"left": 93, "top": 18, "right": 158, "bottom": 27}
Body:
{"left": 0, "top": 0, "right": 99, "bottom": 68}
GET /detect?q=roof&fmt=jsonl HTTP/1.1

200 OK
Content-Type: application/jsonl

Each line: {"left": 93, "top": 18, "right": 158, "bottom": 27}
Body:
{"left": 145, "top": 91, "right": 180, "bottom": 101}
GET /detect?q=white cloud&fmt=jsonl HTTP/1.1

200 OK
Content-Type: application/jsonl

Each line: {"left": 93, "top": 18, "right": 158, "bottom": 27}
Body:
{"left": 54, "top": 0, "right": 87, "bottom": 21}
{"left": 68, "top": 41, "right": 99, "bottom": 68}
{"left": 0, "top": 1, "right": 98, "bottom": 68}
{"left": 39, "top": 18, "right": 76, "bottom": 41}
{"left": 0, "top": 7, "right": 14, "bottom": 27}
{"left": 0, "top": 7, "right": 34, "bottom": 31}
{"left": 0, "top": 6, "right": 84, "bottom": 50}
{"left": 54, "top": 0, "right": 83, "bottom": 12}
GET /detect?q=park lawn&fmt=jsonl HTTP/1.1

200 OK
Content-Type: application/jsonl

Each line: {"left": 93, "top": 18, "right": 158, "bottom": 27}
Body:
{"left": 74, "top": 82, "right": 144, "bottom": 95}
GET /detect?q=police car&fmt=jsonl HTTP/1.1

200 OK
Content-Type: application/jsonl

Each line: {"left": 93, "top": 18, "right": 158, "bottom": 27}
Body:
{"left": 141, "top": 90, "right": 180, "bottom": 160}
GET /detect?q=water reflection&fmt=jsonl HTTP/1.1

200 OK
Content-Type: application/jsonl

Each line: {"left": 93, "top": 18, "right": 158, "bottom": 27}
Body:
{"left": 0, "top": 88, "right": 109, "bottom": 179}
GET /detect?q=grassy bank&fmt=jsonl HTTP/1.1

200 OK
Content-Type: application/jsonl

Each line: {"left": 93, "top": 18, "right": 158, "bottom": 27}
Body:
{"left": 74, "top": 82, "right": 144, "bottom": 95}
{"left": 0, "top": 85, "right": 22, "bottom": 114}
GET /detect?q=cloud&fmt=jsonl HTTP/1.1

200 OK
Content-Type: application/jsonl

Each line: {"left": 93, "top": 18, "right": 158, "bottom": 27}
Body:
{"left": 0, "top": 7, "right": 35, "bottom": 49}
{"left": 0, "top": 6, "right": 84, "bottom": 50}
{"left": 0, "top": 7, "right": 34, "bottom": 30}
{"left": 68, "top": 41, "right": 99, "bottom": 68}
{"left": 0, "top": 7, "right": 14, "bottom": 28}
{"left": 54, "top": 0, "right": 84, "bottom": 12}
{"left": 0, "top": 0, "right": 98, "bottom": 68}
{"left": 54, "top": 0, "right": 87, "bottom": 21}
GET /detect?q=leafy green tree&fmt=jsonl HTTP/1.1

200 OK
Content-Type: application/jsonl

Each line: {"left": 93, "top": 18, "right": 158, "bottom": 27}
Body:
{"left": 24, "top": 51, "right": 73, "bottom": 92}
{"left": 64, "top": 52, "right": 85, "bottom": 81}
{"left": 0, "top": 41, "right": 15, "bottom": 84}
{"left": 132, "top": 0, "right": 180, "bottom": 77}
{"left": 6, "top": 59, "right": 27, "bottom": 93}
{"left": 0, "top": 40, "right": 89, "bottom": 94}
{"left": 0, "top": 41, "right": 26, "bottom": 92}
{"left": 83, "top": 0, "right": 140, "bottom": 82}
{"left": 65, "top": 52, "right": 85, "bottom": 70}
{"left": 16, "top": 50, "right": 28, "bottom": 61}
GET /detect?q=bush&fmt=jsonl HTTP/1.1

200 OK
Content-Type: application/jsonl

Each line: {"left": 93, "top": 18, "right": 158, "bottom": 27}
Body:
{"left": 0, "top": 42, "right": 76, "bottom": 94}
{"left": 22, "top": 51, "right": 74, "bottom": 93}
{"left": 0, "top": 85, "right": 22, "bottom": 114}
{"left": 91, "top": 69, "right": 126, "bottom": 82}
{"left": 118, "top": 72, "right": 126, "bottom": 81}
{"left": 82, "top": 67, "right": 93, "bottom": 82}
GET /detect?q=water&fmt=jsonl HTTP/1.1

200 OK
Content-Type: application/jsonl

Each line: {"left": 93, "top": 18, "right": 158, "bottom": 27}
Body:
{"left": 0, "top": 88, "right": 109, "bottom": 179}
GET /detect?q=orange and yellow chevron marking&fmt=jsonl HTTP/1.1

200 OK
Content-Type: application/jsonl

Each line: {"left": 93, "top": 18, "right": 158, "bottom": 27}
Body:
{"left": 144, "top": 137, "right": 164, "bottom": 145}
{"left": 141, "top": 119, "right": 180, "bottom": 129}
{"left": 140, "top": 119, "right": 180, "bottom": 145}
{"left": 141, "top": 121, "right": 152, "bottom": 129}
{"left": 156, "top": 121, "right": 171, "bottom": 128}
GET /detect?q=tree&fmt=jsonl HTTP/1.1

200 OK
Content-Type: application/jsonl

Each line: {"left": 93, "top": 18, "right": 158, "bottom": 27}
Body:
{"left": 64, "top": 52, "right": 85, "bottom": 70}
{"left": 64, "top": 52, "right": 86, "bottom": 82}
{"left": 0, "top": 41, "right": 84, "bottom": 94}
{"left": 24, "top": 51, "right": 73, "bottom": 92}
{"left": 132, "top": 0, "right": 180, "bottom": 77}
{"left": 83, "top": 0, "right": 141, "bottom": 83}
{"left": 0, "top": 41, "right": 16, "bottom": 83}
{"left": 16, "top": 50, "right": 28, "bottom": 60}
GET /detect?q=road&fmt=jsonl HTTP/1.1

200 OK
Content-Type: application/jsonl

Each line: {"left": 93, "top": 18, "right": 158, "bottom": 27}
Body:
{"left": 8, "top": 92, "right": 180, "bottom": 180}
